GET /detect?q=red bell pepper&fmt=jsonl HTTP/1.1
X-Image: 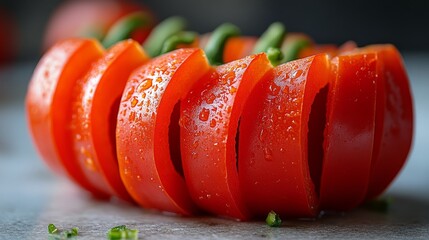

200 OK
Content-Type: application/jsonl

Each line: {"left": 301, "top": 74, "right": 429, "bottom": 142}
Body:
{"left": 70, "top": 39, "right": 149, "bottom": 201}
{"left": 116, "top": 48, "right": 210, "bottom": 215}
{"left": 239, "top": 54, "right": 332, "bottom": 218}
{"left": 181, "top": 53, "right": 272, "bottom": 220}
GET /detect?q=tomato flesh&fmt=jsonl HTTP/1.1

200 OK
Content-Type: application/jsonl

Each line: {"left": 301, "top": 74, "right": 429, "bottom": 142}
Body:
{"left": 239, "top": 54, "right": 331, "bottom": 218}
{"left": 26, "top": 39, "right": 106, "bottom": 196}
{"left": 363, "top": 45, "right": 414, "bottom": 199}
{"left": 116, "top": 48, "right": 210, "bottom": 215}
{"left": 223, "top": 37, "right": 258, "bottom": 63}
{"left": 181, "top": 53, "right": 272, "bottom": 220}
{"left": 320, "top": 53, "right": 378, "bottom": 210}
{"left": 71, "top": 39, "right": 149, "bottom": 201}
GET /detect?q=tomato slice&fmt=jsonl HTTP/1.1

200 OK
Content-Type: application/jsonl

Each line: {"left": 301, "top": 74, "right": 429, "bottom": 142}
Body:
{"left": 70, "top": 39, "right": 149, "bottom": 201}
{"left": 239, "top": 54, "right": 331, "bottom": 218}
{"left": 181, "top": 53, "right": 272, "bottom": 220}
{"left": 223, "top": 36, "right": 258, "bottom": 63}
{"left": 299, "top": 44, "right": 338, "bottom": 59}
{"left": 116, "top": 48, "right": 210, "bottom": 215}
{"left": 26, "top": 39, "right": 106, "bottom": 196}
{"left": 362, "top": 45, "right": 414, "bottom": 200}
{"left": 320, "top": 53, "right": 378, "bottom": 210}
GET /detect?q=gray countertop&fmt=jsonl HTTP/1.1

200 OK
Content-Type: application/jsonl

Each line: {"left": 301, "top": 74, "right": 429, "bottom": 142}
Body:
{"left": 1, "top": 53, "right": 428, "bottom": 239}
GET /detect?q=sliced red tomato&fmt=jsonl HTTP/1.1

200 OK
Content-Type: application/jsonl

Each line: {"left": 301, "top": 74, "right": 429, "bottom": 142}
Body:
{"left": 320, "top": 52, "right": 378, "bottom": 210}
{"left": 116, "top": 48, "right": 210, "bottom": 215}
{"left": 362, "top": 45, "right": 414, "bottom": 200}
{"left": 180, "top": 53, "right": 272, "bottom": 220}
{"left": 70, "top": 39, "right": 149, "bottom": 201}
{"left": 43, "top": 0, "right": 155, "bottom": 50}
{"left": 223, "top": 37, "right": 258, "bottom": 63}
{"left": 299, "top": 44, "right": 338, "bottom": 59}
{"left": 239, "top": 54, "right": 332, "bottom": 218}
{"left": 26, "top": 39, "right": 106, "bottom": 197}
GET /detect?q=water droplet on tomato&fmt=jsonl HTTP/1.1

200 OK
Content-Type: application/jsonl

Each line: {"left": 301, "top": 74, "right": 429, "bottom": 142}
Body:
{"left": 75, "top": 134, "right": 81, "bottom": 140}
{"left": 269, "top": 83, "right": 280, "bottom": 96}
{"left": 264, "top": 147, "right": 273, "bottom": 161}
{"left": 137, "top": 78, "right": 152, "bottom": 92}
{"left": 131, "top": 97, "right": 138, "bottom": 107}
{"left": 204, "top": 93, "right": 216, "bottom": 104}
{"left": 229, "top": 86, "right": 237, "bottom": 94}
{"left": 291, "top": 69, "right": 303, "bottom": 79}
{"left": 210, "top": 119, "right": 217, "bottom": 128}
{"left": 124, "top": 86, "right": 135, "bottom": 101}
{"left": 85, "top": 157, "right": 97, "bottom": 171}
{"left": 259, "top": 129, "right": 266, "bottom": 142}
{"left": 199, "top": 108, "right": 210, "bottom": 121}
{"left": 249, "top": 159, "right": 255, "bottom": 167}
{"left": 129, "top": 111, "right": 136, "bottom": 121}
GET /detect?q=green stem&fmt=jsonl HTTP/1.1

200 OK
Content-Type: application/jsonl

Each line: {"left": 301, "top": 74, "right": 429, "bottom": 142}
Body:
{"left": 252, "top": 22, "right": 286, "bottom": 55}
{"left": 102, "top": 11, "right": 153, "bottom": 49}
{"left": 204, "top": 23, "right": 240, "bottom": 66}
{"left": 142, "top": 16, "right": 187, "bottom": 57}
{"left": 281, "top": 38, "right": 311, "bottom": 63}
{"left": 160, "top": 31, "right": 197, "bottom": 55}
{"left": 266, "top": 47, "right": 283, "bottom": 66}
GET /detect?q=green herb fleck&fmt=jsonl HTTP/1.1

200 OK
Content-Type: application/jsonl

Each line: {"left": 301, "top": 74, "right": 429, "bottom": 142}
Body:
{"left": 47, "top": 224, "right": 79, "bottom": 239}
{"left": 48, "top": 223, "right": 58, "bottom": 234}
{"left": 266, "top": 210, "right": 282, "bottom": 227}
{"left": 107, "top": 225, "right": 139, "bottom": 240}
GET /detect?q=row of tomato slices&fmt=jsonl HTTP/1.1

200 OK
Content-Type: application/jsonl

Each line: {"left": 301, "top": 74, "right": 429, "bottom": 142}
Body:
{"left": 26, "top": 29, "right": 413, "bottom": 220}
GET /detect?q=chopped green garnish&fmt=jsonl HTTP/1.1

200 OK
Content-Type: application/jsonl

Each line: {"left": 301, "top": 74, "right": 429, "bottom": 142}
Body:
{"left": 47, "top": 224, "right": 78, "bottom": 239}
{"left": 48, "top": 223, "right": 58, "bottom": 234}
{"left": 363, "top": 197, "right": 393, "bottom": 213}
{"left": 266, "top": 210, "right": 282, "bottom": 227}
{"left": 62, "top": 227, "right": 79, "bottom": 238}
{"left": 107, "top": 225, "right": 139, "bottom": 240}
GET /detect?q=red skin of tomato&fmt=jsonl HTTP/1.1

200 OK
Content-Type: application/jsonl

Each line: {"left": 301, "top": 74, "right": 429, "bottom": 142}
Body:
{"left": 362, "top": 45, "right": 414, "bottom": 200}
{"left": 70, "top": 39, "right": 149, "bottom": 201}
{"left": 180, "top": 53, "right": 272, "bottom": 220}
{"left": 320, "top": 53, "right": 378, "bottom": 211}
{"left": 116, "top": 48, "right": 210, "bottom": 215}
{"left": 43, "top": 0, "right": 155, "bottom": 50}
{"left": 26, "top": 39, "right": 107, "bottom": 197}
{"left": 239, "top": 54, "right": 331, "bottom": 218}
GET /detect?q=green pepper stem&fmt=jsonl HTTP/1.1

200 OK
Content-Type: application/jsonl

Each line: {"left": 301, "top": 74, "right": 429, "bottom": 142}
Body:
{"left": 266, "top": 47, "right": 283, "bottom": 66}
{"left": 281, "top": 38, "right": 311, "bottom": 63}
{"left": 160, "top": 31, "right": 197, "bottom": 55}
{"left": 102, "top": 11, "right": 153, "bottom": 49}
{"left": 252, "top": 22, "right": 286, "bottom": 55}
{"left": 204, "top": 23, "right": 240, "bottom": 66}
{"left": 143, "top": 16, "right": 187, "bottom": 57}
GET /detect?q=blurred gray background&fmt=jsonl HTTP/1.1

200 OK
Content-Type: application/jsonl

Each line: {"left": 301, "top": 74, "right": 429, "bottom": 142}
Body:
{"left": 0, "top": 0, "right": 428, "bottom": 62}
